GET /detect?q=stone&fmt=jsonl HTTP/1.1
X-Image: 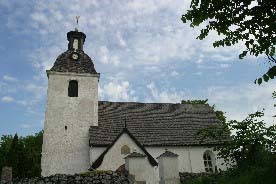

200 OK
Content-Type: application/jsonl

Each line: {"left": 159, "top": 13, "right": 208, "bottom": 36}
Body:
{"left": 12, "top": 171, "right": 131, "bottom": 184}
{"left": 1, "top": 167, "right": 12, "bottom": 184}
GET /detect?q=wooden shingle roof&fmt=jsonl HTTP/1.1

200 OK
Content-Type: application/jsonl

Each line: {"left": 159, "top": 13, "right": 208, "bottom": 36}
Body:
{"left": 50, "top": 50, "right": 98, "bottom": 74}
{"left": 89, "top": 101, "right": 229, "bottom": 147}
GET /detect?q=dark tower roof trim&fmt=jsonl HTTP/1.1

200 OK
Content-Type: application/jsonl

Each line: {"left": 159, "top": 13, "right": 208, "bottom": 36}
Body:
{"left": 67, "top": 31, "right": 86, "bottom": 42}
{"left": 46, "top": 70, "right": 100, "bottom": 78}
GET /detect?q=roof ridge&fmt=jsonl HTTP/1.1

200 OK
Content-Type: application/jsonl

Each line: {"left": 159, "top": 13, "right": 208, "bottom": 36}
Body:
{"left": 99, "top": 100, "right": 211, "bottom": 106}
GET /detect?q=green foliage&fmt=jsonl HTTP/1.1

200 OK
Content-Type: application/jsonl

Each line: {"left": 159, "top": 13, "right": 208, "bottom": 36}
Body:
{"left": 194, "top": 109, "right": 276, "bottom": 184}
{"left": 197, "top": 105, "right": 230, "bottom": 144}
{"left": 186, "top": 160, "right": 276, "bottom": 184}
{"left": 219, "top": 111, "right": 275, "bottom": 166}
{"left": 255, "top": 64, "right": 276, "bottom": 85}
{"left": 182, "top": 0, "right": 276, "bottom": 83}
{"left": 6, "top": 134, "right": 26, "bottom": 178}
{"left": 22, "top": 131, "right": 43, "bottom": 177}
{"left": 0, "top": 131, "right": 43, "bottom": 178}
{"left": 200, "top": 110, "right": 275, "bottom": 166}
{"left": 0, "top": 135, "right": 13, "bottom": 172}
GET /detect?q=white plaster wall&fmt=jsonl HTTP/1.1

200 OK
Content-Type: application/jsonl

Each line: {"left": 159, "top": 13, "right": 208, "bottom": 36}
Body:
{"left": 145, "top": 146, "right": 228, "bottom": 173}
{"left": 91, "top": 143, "right": 228, "bottom": 183}
{"left": 41, "top": 71, "right": 99, "bottom": 176}
{"left": 126, "top": 157, "right": 156, "bottom": 183}
{"left": 158, "top": 157, "right": 179, "bottom": 180}
{"left": 89, "top": 147, "right": 106, "bottom": 166}
{"left": 90, "top": 133, "right": 159, "bottom": 183}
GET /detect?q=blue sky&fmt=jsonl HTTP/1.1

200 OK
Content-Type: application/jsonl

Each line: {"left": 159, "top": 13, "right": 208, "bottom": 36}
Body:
{"left": 0, "top": 0, "right": 275, "bottom": 137}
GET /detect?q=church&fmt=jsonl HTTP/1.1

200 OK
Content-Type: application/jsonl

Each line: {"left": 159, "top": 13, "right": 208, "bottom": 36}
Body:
{"left": 41, "top": 29, "right": 229, "bottom": 183}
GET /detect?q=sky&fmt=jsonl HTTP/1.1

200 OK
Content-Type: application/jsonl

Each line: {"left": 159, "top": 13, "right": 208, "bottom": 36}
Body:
{"left": 0, "top": 0, "right": 275, "bottom": 137}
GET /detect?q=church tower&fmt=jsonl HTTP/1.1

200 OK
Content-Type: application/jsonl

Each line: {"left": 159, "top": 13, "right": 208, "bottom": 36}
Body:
{"left": 41, "top": 30, "right": 100, "bottom": 176}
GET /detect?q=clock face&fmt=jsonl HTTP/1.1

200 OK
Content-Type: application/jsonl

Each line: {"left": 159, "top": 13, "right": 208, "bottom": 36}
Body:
{"left": 71, "top": 53, "right": 79, "bottom": 60}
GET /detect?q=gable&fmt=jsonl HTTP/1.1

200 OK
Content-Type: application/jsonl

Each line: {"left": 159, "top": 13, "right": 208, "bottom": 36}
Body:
{"left": 90, "top": 128, "right": 158, "bottom": 170}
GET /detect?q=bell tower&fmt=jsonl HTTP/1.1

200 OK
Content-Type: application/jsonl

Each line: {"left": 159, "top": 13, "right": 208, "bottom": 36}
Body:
{"left": 41, "top": 29, "right": 100, "bottom": 176}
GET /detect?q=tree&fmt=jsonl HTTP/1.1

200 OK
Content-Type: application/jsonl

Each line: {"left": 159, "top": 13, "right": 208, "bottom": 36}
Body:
{"left": 199, "top": 109, "right": 275, "bottom": 165}
{"left": 0, "top": 135, "right": 13, "bottom": 171}
{"left": 181, "top": 0, "right": 276, "bottom": 83}
{"left": 221, "top": 112, "right": 275, "bottom": 165}
{"left": 0, "top": 131, "right": 43, "bottom": 178}
{"left": 22, "top": 131, "right": 43, "bottom": 177}
{"left": 195, "top": 110, "right": 276, "bottom": 184}
{"left": 6, "top": 134, "right": 26, "bottom": 178}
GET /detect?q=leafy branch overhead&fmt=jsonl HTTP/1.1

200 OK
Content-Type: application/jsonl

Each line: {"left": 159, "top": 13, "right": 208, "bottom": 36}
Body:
{"left": 182, "top": 0, "right": 276, "bottom": 83}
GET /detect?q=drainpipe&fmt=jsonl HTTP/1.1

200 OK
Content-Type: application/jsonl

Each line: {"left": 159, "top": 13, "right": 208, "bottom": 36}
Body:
{"left": 188, "top": 146, "right": 193, "bottom": 172}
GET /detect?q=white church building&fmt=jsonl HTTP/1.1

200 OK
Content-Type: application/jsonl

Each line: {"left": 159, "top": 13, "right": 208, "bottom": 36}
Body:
{"left": 41, "top": 30, "right": 229, "bottom": 183}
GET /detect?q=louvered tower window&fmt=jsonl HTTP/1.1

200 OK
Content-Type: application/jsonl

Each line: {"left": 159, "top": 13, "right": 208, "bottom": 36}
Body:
{"left": 68, "top": 80, "right": 78, "bottom": 97}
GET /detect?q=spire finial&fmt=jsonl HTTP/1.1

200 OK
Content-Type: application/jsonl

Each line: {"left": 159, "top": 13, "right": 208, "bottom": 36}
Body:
{"left": 75, "top": 16, "right": 80, "bottom": 31}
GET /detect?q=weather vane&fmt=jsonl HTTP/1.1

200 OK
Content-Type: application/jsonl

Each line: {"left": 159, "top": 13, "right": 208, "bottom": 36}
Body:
{"left": 75, "top": 16, "right": 80, "bottom": 31}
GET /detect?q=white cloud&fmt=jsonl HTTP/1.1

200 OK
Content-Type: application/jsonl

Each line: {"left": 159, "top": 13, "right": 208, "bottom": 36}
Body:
{"left": 1, "top": 0, "right": 273, "bottom": 136}
{"left": 20, "top": 123, "right": 31, "bottom": 129}
{"left": 3, "top": 75, "right": 18, "bottom": 82}
{"left": 146, "top": 82, "right": 185, "bottom": 103}
{"left": 97, "top": 46, "right": 121, "bottom": 66}
{"left": 20, "top": 0, "right": 251, "bottom": 78}
{"left": 206, "top": 82, "right": 276, "bottom": 126}
{"left": 171, "top": 71, "right": 179, "bottom": 76}
{"left": 195, "top": 71, "right": 202, "bottom": 76}
{"left": 220, "top": 64, "right": 231, "bottom": 69}
{"left": 1, "top": 96, "right": 14, "bottom": 103}
{"left": 0, "top": 77, "right": 46, "bottom": 114}
{"left": 100, "top": 80, "right": 138, "bottom": 102}
{"left": 116, "top": 32, "right": 127, "bottom": 48}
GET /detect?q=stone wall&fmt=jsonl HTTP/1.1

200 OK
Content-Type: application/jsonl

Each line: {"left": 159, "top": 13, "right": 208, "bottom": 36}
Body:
{"left": 1, "top": 167, "right": 12, "bottom": 184}
{"left": 180, "top": 172, "right": 215, "bottom": 184}
{"left": 7, "top": 171, "right": 130, "bottom": 184}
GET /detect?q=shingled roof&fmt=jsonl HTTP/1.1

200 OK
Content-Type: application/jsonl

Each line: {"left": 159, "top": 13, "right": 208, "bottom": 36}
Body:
{"left": 89, "top": 101, "right": 229, "bottom": 147}
{"left": 50, "top": 50, "right": 98, "bottom": 74}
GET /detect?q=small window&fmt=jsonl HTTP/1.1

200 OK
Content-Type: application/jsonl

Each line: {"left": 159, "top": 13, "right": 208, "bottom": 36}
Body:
{"left": 121, "top": 145, "right": 130, "bottom": 155}
{"left": 68, "top": 80, "right": 78, "bottom": 97}
{"left": 203, "top": 151, "right": 215, "bottom": 173}
{"left": 65, "top": 126, "right": 67, "bottom": 130}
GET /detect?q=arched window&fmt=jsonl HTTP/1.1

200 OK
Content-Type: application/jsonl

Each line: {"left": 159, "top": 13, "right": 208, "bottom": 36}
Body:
{"left": 203, "top": 151, "right": 216, "bottom": 173}
{"left": 68, "top": 80, "right": 78, "bottom": 97}
{"left": 121, "top": 145, "right": 130, "bottom": 155}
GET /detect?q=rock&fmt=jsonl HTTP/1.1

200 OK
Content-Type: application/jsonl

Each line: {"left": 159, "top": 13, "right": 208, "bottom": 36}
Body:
{"left": 12, "top": 171, "right": 131, "bottom": 184}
